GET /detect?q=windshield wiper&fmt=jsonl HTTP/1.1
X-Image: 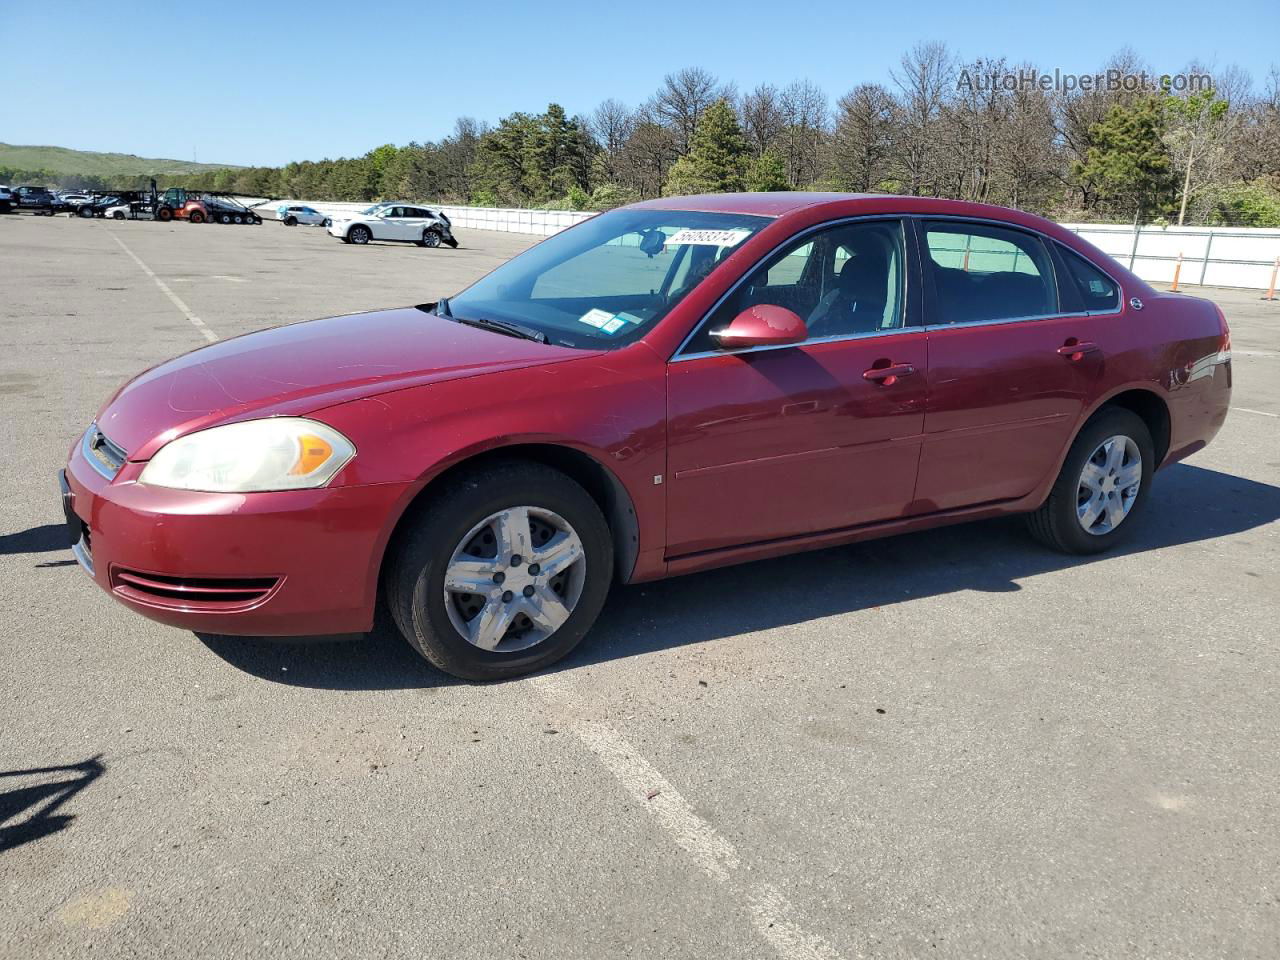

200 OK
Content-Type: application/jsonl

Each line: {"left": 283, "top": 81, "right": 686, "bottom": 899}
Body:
{"left": 424, "top": 298, "right": 548, "bottom": 343}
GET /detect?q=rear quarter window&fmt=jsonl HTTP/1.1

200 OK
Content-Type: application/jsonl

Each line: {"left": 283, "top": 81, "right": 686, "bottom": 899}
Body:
{"left": 1059, "top": 245, "right": 1121, "bottom": 313}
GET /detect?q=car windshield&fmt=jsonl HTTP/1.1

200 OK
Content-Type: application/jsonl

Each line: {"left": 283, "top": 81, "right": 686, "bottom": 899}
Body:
{"left": 358, "top": 204, "right": 388, "bottom": 215}
{"left": 446, "top": 208, "right": 770, "bottom": 349}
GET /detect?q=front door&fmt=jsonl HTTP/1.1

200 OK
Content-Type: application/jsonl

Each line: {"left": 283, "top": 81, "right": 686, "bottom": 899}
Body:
{"left": 665, "top": 218, "right": 927, "bottom": 557}
{"left": 914, "top": 219, "right": 1110, "bottom": 511}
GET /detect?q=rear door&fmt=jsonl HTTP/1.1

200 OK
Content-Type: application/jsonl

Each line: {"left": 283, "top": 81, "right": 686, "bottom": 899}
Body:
{"left": 914, "top": 219, "right": 1110, "bottom": 511}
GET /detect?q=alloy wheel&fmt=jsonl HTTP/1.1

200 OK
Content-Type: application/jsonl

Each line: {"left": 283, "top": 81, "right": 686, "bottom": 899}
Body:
{"left": 443, "top": 506, "right": 586, "bottom": 653}
{"left": 1076, "top": 435, "right": 1142, "bottom": 535}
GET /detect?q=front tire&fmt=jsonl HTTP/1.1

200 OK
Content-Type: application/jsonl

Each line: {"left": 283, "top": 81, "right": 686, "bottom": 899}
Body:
{"left": 1026, "top": 407, "right": 1154, "bottom": 554}
{"left": 189, "top": 210, "right": 205, "bottom": 224}
{"left": 348, "top": 225, "right": 371, "bottom": 245}
{"left": 386, "top": 462, "right": 613, "bottom": 680}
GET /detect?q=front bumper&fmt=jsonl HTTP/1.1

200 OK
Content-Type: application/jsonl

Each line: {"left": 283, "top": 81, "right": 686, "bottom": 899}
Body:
{"left": 62, "top": 440, "right": 410, "bottom": 636}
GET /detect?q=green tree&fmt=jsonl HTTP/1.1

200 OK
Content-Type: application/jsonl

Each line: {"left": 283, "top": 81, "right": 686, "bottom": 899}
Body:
{"left": 745, "top": 149, "right": 789, "bottom": 191}
{"left": 664, "top": 99, "right": 748, "bottom": 195}
{"left": 1162, "top": 86, "right": 1230, "bottom": 225}
{"left": 1073, "top": 97, "right": 1177, "bottom": 223}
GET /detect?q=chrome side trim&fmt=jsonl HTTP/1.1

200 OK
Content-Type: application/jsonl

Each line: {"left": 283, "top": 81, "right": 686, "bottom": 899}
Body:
{"left": 72, "top": 535, "right": 94, "bottom": 576}
{"left": 675, "top": 325, "right": 920, "bottom": 362}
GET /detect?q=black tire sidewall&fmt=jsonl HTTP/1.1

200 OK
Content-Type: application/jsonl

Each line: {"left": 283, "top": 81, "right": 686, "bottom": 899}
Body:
{"left": 1045, "top": 408, "right": 1155, "bottom": 554}
{"left": 423, "top": 230, "right": 440, "bottom": 247}
{"left": 350, "top": 226, "right": 369, "bottom": 244}
{"left": 393, "top": 466, "right": 613, "bottom": 680}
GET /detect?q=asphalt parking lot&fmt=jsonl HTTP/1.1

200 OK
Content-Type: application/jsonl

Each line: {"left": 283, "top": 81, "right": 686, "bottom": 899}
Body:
{"left": 2, "top": 213, "right": 1278, "bottom": 960}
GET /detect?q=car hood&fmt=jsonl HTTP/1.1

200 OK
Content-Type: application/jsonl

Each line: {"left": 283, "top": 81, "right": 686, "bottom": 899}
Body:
{"left": 97, "top": 307, "right": 595, "bottom": 461}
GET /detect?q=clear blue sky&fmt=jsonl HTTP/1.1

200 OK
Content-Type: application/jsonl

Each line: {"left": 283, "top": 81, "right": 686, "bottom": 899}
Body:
{"left": 2, "top": 0, "right": 1274, "bottom": 168}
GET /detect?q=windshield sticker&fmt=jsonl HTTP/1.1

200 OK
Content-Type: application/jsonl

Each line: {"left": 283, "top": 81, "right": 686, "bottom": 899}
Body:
{"left": 666, "top": 228, "right": 752, "bottom": 248}
{"left": 577, "top": 308, "right": 615, "bottom": 329}
{"left": 615, "top": 311, "right": 645, "bottom": 325}
{"left": 600, "top": 317, "right": 626, "bottom": 334}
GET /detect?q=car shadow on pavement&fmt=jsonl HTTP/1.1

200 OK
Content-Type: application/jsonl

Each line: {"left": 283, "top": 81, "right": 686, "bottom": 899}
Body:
{"left": 199, "top": 463, "right": 1279, "bottom": 689}
{"left": 0, "top": 756, "right": 104, "bottom": 854}
{"left": 1, "top": 523, "right": 67, "bottom": 556}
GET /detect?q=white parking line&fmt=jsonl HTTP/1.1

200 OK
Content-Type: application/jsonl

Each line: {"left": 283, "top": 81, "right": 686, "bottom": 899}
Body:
{"left": 110, "top": 234, "right": 219, "bottom": 343}
{"left": 533, "top": 674, "right": 849, "bottom": 960}
{"left": 1232, "top": 407, "right": 1279, "bottom": 418}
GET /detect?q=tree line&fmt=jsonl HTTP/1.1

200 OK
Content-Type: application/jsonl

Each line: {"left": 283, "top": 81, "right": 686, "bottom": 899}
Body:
{"left": 10, "top": 44, "right": 1280, "bottom": 226}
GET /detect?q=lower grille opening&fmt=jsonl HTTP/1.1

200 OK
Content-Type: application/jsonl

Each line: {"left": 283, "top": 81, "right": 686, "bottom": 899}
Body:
{"left": 111, "top": 568, "right": 279, "bottom": 610}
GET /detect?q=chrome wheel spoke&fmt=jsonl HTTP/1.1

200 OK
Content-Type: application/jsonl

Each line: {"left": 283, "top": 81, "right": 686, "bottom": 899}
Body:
{"left": 445, "top": 557, "right": 499, "bottom": 595}
{"left": 1104, "top": 438, "right": 1125, "bottom": 472}
{"left": 1079, "top": 461, "right": 1106, "bottom": 491}
{"left": 494, "top": 507, "right": 535, "bottom": 561}
{"left": 1078, "top": 493, "right": 1105, "bottom": 529}
{"left": 1105, "top": 495, "right": 1127, "bottom": 529}
{"left": 535, "top": 530, "right": 584, "bottom": 579}
{"left": 1116, "top": 462, "right": 1141, "bottom": 490}
{"left": 522, "top": 585, "right": 572, "bottom": 634}
{"left": 469, "top": 597, "right": 516, "bottom": 651}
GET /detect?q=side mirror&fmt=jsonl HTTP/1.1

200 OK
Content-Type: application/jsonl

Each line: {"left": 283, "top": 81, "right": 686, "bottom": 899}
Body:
{"left": 711, "top": 305, "right": 807, "bottom": 350}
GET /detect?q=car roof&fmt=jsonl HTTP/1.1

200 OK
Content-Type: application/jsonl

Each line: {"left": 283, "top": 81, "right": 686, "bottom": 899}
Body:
{"left": 627, "top": 191, "right": 1079, "bottom": 244}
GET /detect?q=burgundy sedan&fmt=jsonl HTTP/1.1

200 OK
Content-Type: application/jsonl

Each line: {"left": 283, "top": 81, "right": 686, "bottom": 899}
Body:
{"left": 61, "top": 193, "right": 1232, "bottom": 679}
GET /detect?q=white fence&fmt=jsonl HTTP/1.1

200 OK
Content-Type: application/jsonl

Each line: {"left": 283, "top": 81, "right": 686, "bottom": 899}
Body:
{"left": 1056, "top": 223, "right": 1279, "bottom": 291}
{"left": 254, "top": 199, "right": 1280, "bottom": 289}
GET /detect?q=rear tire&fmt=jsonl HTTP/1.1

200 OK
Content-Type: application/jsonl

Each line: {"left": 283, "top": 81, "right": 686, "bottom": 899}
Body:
{"left": 157, "top": 207, "right": 173, "bottom": 222}
{"left": 219, "top": 213, "right": 231, "bottom": 224}
{"left": 78, "top": 206, "right": 93, "bottom": 218}
{"left": 386, "top": 462, "right": 613, "bottom": 681}
{"left": 284, "top": 216, "right": 297, "bottom": 226}
{"left": 1026, "top": 407, "right": 1154, "bottom": 555}
{"left": 348, "top": 225, "right": 371, "bottom": 245}
{"left": 420, "top": 229, "right": 442, "bottom": 248}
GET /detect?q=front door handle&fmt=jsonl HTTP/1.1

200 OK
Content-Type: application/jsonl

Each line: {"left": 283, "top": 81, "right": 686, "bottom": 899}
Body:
{"left": 863, "top": 363, "right": 916, "bottom": 386}
{"left": 1058, "top": 340, "right": 1100, "bottom": 361}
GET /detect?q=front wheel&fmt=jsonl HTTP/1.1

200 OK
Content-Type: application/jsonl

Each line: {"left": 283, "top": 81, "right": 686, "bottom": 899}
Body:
{"left": 189, "top": 210, "right": 205, "bottom": 224}
{"left": 386, "top": 462, "right": 613, "bottom": 680}
{"left": 1026, "top": 407, "right": 1154, "bottom": 554}
{"left": 112, "top": 211, "right": 125, "bottom": 220}
{"left": 78, "top": 206, "right": 93, "bottom": 218}
{"left": 348, "top": 225, "right": 371, "bottom": 245}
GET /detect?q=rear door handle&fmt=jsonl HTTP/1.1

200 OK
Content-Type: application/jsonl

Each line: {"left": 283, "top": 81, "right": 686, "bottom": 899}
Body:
{"left": 863, "top": 363, "right": 916, "bottom": 386}
{"left": 1058, "top": 340, "right": 1100, "bottom": 361}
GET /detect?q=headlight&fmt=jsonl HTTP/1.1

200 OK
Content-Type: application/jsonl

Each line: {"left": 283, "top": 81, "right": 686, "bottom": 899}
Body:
{"left": 138, "top": 418, "right": 355, "bottom": 492}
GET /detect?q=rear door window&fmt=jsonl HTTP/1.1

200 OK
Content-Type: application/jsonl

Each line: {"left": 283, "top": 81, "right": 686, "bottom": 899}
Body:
{"left": 923, "top": 222, "right": 1057, "bottom": 324}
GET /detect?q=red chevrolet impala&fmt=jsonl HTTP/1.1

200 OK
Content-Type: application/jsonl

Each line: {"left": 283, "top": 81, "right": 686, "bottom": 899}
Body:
{"left": 61, "top": 193, "right": 1232, "bottom": 679}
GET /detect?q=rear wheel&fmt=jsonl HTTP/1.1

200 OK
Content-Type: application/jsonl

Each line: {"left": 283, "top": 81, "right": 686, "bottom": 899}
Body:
{"left": 157, "top": 207, "right": 173, "bottom": 222}
{"left": 233, "top": 214, "right": 243, "bottom": 224}
{"left": 219, "top": 213, "right": 231, "bottom": 224}
{"left": 78, "top": 206, "right": 93, "bottom": 218}
{"left": 348, "top": 225, "right": 371, "bottom": 245}
{"left": 420, "top": 229, "right": 442, "bottom": 248}
{"left": 386, "top": 462, "right": 613, "bottom": 680}
{"left": 284, "top": 215, "right": 297, "bottom": 226}
{"left": 1026, "top": 407, "right": 1154, "bottom": 554}
{"left": 112, "top": 211, "right": 125, "bottom": 220}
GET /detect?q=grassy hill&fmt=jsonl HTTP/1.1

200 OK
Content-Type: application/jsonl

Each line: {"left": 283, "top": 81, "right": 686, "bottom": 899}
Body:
{"left": 0, "top": 143, "right": 240, "bottom": 177}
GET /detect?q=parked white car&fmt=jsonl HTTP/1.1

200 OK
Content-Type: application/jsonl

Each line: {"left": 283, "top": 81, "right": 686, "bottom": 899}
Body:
{"left": 277, "top": 204, "right": 330, "bottom": 227}
{"left": 104, "top": 203, "right": 153, "bottom": 221}
{"left": 327, "top": 203, "right": 457, "bottom": 247}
